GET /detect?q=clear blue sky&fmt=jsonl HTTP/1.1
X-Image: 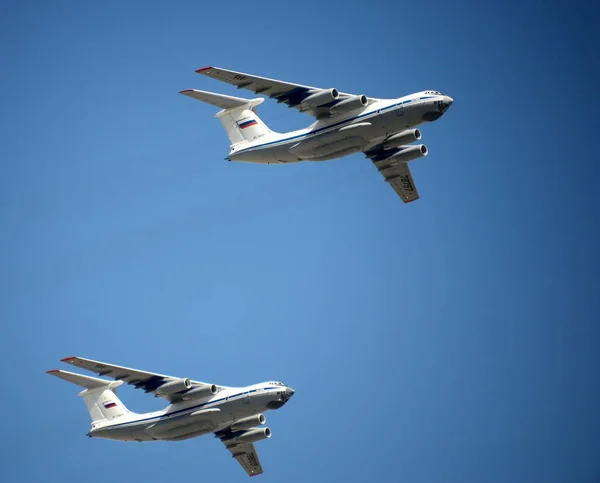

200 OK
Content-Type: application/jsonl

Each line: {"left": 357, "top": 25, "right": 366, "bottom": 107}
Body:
{"left": 1, "top": 1, "right": 598, "bottom": 481}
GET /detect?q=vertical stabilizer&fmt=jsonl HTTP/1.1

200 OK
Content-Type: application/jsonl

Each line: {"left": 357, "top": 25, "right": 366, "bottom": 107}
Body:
{"left": 47, "top": 369, "right": 131, "bottom": 424}
{"left": 215, "top": 103, "right": 273, "bottom": 147}
{"left": 80, "top": 386, "right": 129, "bottom": 423}
{"left": 180, "top": 89, "right": 276, "bottom": 147}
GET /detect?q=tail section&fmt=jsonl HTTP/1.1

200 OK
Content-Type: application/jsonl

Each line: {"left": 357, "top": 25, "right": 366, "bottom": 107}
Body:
{"left": 217, "top": 103, "right": 273, "bottom": 146}
{"left": 180, "top": 89, "right": 275, "bottom": 147}
{"left": 47, "top": 369, "right": 131, "bottom": 424}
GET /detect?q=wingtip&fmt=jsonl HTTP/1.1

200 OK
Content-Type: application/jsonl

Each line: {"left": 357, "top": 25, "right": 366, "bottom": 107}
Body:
{"left": 195, "top": 66, "right": 213, "bottom": 73}
{"left": 47, "top": 369, "right": 60, "bottom": 374}
{"left": 61, "top": 356, "right": 76, "bottom": 362}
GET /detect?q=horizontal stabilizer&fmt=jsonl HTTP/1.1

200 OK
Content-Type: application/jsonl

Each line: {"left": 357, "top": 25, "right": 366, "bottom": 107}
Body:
{"left": 47, "top": 369, "right": 118, "bottom": 390}
{"left": 180, "top": 89, "right": 255, "bottom": 109}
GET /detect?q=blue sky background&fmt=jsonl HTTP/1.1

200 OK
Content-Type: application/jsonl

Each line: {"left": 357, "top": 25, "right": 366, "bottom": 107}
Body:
{"left": 1, "top": 1, "right": 598, "bottom": 481}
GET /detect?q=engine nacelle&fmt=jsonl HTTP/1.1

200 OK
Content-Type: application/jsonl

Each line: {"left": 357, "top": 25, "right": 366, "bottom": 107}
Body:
{"left": 231, "top": 414, "right": 266, "bottom": 432}
{"left": 180, "top": 384, "right": 218, "bottom": 401}
{"left": 330, "top": 95, "right": 368, "bottom": 114}
{"left": 389, "top": 144, "right": 428, "bottom": 163}
{"left": 224, "top": 427, "right": 272, "bottom": 445}
{"left": 155, "top": 378, "right": 192, "bottom": 396}
{"left": 383, "top": 129, "right": 422, "bottom": 150}
{"left": 301, "top": 89, "right": 339, "bottom": 109}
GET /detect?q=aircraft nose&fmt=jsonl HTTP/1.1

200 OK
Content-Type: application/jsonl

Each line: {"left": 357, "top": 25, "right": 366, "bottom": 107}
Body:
{"left": 286, "top": 387, "right": 295, "bottom": 397}
{"left": 443, "top": 95, "right": 453, "bottom": 107}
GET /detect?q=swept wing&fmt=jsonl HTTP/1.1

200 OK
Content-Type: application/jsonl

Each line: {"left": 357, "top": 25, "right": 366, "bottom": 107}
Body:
{"left": 216, "top": 432, "right": 265, "bottom": 477}
{"left": 364, "top": 147, "right": 421, "bottom": 203}
{"left": 228, "top": 443, "right": 264, "bottom": 477}
{"left": 196, "top": 66, "right": 377, "bottom": 119}
{"left": 60, "top": 356, "right": 225, "bottom": 403}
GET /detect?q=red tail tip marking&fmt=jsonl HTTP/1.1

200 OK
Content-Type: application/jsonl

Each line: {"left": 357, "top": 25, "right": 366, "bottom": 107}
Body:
{"left": 195, "top": 66, "right": 213, "bottom": 73}
{"left": 61, "top": 356, "right": 76, "bottom": 362}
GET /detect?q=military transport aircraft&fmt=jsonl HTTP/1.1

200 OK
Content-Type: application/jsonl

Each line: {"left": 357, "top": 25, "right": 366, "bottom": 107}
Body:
{"left": 181, "top": 66, "right": 453, "bottom": 203}
{"left": 48, "top": 356, "right": 295, "bottom": 477}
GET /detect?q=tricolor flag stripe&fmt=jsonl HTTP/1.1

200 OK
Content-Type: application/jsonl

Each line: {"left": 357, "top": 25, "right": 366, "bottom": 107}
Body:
{"left": 238, "top": 120, "right": 258, "bottom": 129}
{"left": 104, "top": 402, "right": 117, "bottom": 409}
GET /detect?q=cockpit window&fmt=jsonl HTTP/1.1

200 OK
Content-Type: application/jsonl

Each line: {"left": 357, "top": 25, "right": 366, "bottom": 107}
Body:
{"left": 424, "top": 90, "right": 441, "bottom": 95}
{"left": 268, "top": 381, "right": 286, "bottom": 386}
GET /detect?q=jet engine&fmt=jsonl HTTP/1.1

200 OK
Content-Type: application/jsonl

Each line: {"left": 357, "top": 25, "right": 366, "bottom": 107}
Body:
{"left": 180, "top": 384, "right": 218, "bottom": 401}
{"left": 155, "top": 378, "right": 192, "bottom": 396}
{"left": 223, "top": 427, "right": 272, "bottom": 445}
{"left": 389, "top": 144, "right": 428, "bottom": 163}
{"left": 383, "top": 129, "right": 422, "bottom": 150}
{"left": 330, "top": 95, "right": 368, "bottom": 114}
{"left": 301, "top": 89, "right": 339, "bottom": 109}
{"left": 231, "top": 414, "right": 266, "bottom": 431}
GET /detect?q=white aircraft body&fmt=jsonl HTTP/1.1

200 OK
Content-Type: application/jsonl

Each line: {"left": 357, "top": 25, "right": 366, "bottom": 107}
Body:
{"left": 181, "top": 66, "right": 454, "bottom": 202}
{"left": 48, "top": 356, "right": 295, "bottom": 477}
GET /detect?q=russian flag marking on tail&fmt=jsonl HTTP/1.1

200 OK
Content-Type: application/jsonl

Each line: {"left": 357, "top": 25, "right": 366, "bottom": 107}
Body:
{"left": 238, "top": 119, "right": 258, "bottom": 129}
{"left": 104, "top": 402, "right": 117, "bottom": 409}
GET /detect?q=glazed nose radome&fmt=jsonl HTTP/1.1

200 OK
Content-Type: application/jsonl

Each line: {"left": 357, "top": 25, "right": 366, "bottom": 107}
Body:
{"left": 267, "top": 386, "right": 295, "bottom": 409}
{"left": 443, "top": 95, "right": 454, "bottom": 107}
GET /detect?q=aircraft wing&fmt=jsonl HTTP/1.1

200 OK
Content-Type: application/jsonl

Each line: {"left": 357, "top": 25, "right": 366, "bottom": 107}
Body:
{"left": 220, "top": 440, "right": 264, "bottom": 477}
{"left": 364, "top": 149, "right": 420, "bottom": 203}
{"left": 60, "top": 356, "right": 225, "bottom": 403}
{"left": 195, "top": 66, "right": 376, "bottom": 119}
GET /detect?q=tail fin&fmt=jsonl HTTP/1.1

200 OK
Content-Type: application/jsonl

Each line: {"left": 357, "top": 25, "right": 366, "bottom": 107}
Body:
{"left": 47, "top": 369, "right": 131, "bottom": 423}
{"left": 180, "top": 89, "right": 275, "bottom": 147}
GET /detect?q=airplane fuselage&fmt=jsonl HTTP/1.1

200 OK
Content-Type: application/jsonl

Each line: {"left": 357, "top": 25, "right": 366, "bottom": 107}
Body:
{"left": 89, "top": 382, "right": 294, "bottom": 442}
{"left": 228, "top": 91, "right": 453, "bottom": 164}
